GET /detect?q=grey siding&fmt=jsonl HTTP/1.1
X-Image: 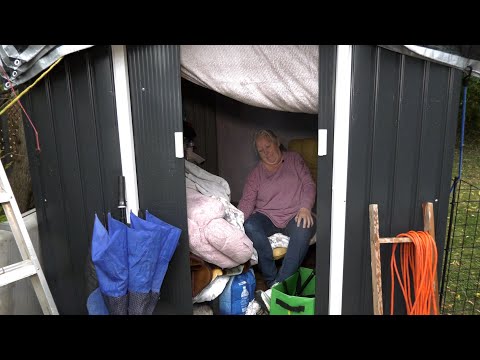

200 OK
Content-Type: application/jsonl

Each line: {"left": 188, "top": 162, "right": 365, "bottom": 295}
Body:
{"left": 344, "top": 45, "right": 462, "bottom": 314}
{"left": 181, "top": 79, "right": 218, "bottom": 175}
{"left": 316, "top": 45, "right": 336, "bottom": 314}
{"left": 127, "top": 45, "right": 192, "bottom": 314}
{"left": 23, "top": 46, "right": 122, "bottom": 314}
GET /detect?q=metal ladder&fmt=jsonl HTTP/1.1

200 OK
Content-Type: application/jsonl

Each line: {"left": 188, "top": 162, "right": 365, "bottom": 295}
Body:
{"left": 0, "top": 160, "right": 58, "bottom": 315}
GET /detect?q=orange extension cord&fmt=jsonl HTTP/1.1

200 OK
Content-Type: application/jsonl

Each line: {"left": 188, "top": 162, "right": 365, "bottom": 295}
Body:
{"left": 390, "top": 231, "right": 439, "bottom": 315}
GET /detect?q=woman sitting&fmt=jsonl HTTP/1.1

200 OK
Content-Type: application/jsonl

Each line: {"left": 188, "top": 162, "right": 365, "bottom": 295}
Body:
{"left": 238, "top": 129, "right": 316, "bottom": 288}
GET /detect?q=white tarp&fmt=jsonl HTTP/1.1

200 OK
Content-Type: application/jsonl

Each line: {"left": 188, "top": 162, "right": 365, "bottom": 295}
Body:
{"left": 181, "top": 45, "right": 319, "bottom": 114}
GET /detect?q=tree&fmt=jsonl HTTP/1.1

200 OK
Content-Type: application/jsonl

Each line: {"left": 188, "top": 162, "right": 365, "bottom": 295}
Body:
{"left": 460, "top": 75, "right": 480, "bottom": 144}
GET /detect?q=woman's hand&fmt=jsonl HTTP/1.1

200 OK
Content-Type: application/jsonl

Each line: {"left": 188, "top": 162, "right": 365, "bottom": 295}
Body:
{"left": 295, "top": 207, "right": 313, "bottom": 228}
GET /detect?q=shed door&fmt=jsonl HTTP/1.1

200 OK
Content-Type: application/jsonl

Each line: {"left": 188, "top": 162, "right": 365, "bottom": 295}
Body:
{"left": 127, "top": 45, "right": 191, "bottom": 314}
{"left": 23, "top": 46, "right": 123, "bottom": 314}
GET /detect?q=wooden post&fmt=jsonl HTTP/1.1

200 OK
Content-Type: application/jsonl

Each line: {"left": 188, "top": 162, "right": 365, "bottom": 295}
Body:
{"left": 422, "top": 202, "right": 440, "bottom": 314}
{"left": 369, "top": 204, "right": 383, "bottom": 315}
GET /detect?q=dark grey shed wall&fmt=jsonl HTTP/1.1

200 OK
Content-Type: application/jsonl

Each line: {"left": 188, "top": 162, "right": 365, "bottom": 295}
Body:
{"left": 127, "top": 45, "right": 192, "bottom": 314}
{"left": 343, "top": 45, "right": 462, "bottom": 314}
{"left": 181, "top": 79, "right": 218, "bottom": 175}
{"left": 23, "top": 46, "right": 122, "bottom": 314}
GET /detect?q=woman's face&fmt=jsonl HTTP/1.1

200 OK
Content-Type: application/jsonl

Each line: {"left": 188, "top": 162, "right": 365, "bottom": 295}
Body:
{"left": 256, "top": 135, "right": 282, "bottom": 165}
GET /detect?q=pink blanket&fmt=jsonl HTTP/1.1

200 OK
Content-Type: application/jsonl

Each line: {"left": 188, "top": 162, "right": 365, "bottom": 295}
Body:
{"left": 186, "top": 188, "right": 253, "bottom": 268}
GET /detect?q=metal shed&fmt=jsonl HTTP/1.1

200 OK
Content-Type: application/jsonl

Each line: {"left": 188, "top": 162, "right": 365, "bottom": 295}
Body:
{"left": 20, "top": 45, "right": 462, "bottom": 314}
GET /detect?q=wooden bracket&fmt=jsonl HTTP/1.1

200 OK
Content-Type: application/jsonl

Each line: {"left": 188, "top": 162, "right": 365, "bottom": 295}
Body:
{"left": 369, "top": 202, "right": 439, "bottom": 315}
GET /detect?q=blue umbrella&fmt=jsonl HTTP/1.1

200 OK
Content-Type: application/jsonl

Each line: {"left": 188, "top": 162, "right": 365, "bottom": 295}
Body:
{"left": 88, "top": 211, "right": 181, "bottom": 315}
{"left": 126, "top": 213, "right": 161, "bottom": 315}
{"left": 91, "top": 214, "right": 128, "bottom": 315}
{"left": 145, "top": 210, "right": 181, "bottom": 292}
{"left": 129, "top": 211, "right": 181, "bottom": 314}
{"left": 86, "top": 287, "right": 109, "bottom": 315}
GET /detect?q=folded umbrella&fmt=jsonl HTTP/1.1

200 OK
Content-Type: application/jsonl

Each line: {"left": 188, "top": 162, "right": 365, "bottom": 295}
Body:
{"left": 89, "top": 210, "right": 181, "bottom": 315}
{"left": 145, "top": 210, "right": 181, "bottom": 292}
{"left": 128, "top": 212, "right": 163, "bottom": 315}
{"left": 129, "top": 210, "right": 181, "bottom": 314}
{"left": 91, "top": 214, "right": 129, "bottom": 315}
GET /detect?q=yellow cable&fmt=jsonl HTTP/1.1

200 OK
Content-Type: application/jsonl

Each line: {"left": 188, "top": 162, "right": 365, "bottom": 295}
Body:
{"left": 0, "top": 56, "right": 64, "bottom": 117}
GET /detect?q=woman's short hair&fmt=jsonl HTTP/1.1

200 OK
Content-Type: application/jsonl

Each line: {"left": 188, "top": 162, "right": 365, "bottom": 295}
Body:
{"left": 253, "top": 129, "right": 280, "bottom": 153}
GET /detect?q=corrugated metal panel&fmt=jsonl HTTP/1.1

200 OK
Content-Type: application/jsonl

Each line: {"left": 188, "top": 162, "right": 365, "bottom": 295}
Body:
{"left": 316, "top": 45, "right": 336, "bottom": 314}
{"left": 344, "top": 45, "right": 462, "bottom": 314}
{"left": 127, "top": 45, "right": 191, "bottom": 314}
{"left": 23, "top": 46, "right": 122, "bottom": 314}
{"left": 181, "top": 79, "right": 218, "bottom": 175}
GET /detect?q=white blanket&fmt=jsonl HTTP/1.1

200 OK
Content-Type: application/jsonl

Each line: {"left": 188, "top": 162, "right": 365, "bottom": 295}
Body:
{"left": 185, "top": 160, "right": 231, "bottom": 200}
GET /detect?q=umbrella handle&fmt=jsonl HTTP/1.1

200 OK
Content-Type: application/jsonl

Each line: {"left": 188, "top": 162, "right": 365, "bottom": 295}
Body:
{"left": 118, "top": 175, "right": 127, "bottom": 224}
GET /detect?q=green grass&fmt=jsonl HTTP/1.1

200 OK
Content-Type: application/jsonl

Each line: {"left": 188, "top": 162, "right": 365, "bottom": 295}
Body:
{"left": 442, "top": 131, "right": 480, "bottom": 315}
{"left": 452, "top": 134, "right": 480, "bottom": 184}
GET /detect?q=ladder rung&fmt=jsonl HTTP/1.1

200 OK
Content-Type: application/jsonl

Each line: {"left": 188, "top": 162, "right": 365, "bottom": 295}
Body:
{"left": 0, "top": 260, "right": 37, "bottom": 287}
{"left": 379, "top": 237, "right": 412, "bottom": 244}
{"left": 0, "top": 190, "right": 12, "bottom": 204}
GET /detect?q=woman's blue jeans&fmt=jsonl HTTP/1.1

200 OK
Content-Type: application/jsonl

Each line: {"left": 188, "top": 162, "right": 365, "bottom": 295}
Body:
{"left": 244, "top": 212, "right": 316, "bottom": 288}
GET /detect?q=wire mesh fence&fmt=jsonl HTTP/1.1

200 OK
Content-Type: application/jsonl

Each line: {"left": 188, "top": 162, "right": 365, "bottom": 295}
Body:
{"left": 440, "top": 179, "right": 480, "bottom": 315}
